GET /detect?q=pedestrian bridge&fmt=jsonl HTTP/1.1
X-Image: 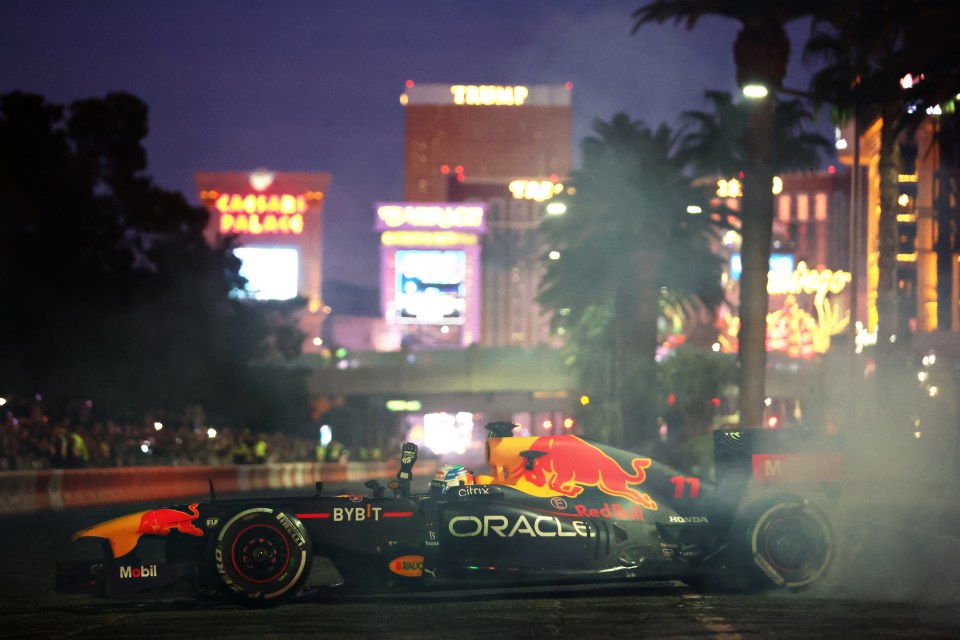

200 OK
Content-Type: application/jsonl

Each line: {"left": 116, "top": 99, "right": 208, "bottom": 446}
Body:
{"left": 293, "top": 346, "right": 824, "bottom": 417}
{"left": 295, "top": 346, "right": 576, "bottom": 414}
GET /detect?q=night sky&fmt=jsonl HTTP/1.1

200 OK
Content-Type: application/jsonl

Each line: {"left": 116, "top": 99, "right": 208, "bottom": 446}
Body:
{"left": 0, "top": 1, "right": 832, "bottom": 289}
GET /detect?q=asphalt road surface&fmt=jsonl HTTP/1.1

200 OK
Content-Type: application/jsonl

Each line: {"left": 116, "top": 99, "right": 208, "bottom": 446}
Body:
{"left": 2, "top": 484, "right": 959, "bottom": 639}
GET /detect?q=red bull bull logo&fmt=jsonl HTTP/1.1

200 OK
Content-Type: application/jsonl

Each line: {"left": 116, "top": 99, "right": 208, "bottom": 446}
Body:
{"left": 74, "top": 503, "right": 205, "bottom": 558}
{"left": 136, "top": 503, "right": 204, "bottom": 537}
{"left": 503, "top": 436, "right": 657, "bottom": 510}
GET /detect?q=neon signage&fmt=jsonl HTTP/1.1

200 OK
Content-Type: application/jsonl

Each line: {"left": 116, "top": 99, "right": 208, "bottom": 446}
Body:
{"left": 509, "top": 180, "right": 564, "bottom": 202}
{"left": 386, "top": 400, "right": 422, "bottom": 412}
{"left": 216, "top": 193, "right": 308, "bottom": 215}
{"left": 716, "top": 177, "right": 783, "bottom": 197}
{"left": 204, "top": 191, "right": 323, "bottom": 236}
{"left": 767, "top": 261, "right": 851, "bottom": 305}
{"left": 381, "top": 231, "right": 478, "bottom": 247}
{"left": 450, "top": 85, "right": 529, "bottom": 106}
{"left": 377, "top": 204, "right": 485, "bottom": 230}
{"left": 719, "top": 261, "right": 852, "bottom": 358}
{"left": 219, "top": 213, "right": 303, "bottom": 235}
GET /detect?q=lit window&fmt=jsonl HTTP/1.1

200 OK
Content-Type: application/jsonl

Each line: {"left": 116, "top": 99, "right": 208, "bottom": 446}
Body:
{"left": 796, "top": 194, "right": 809, "bottom": 222}
{"left": 778, "top": 195, "right": 792, "bottom": 223}
{"left": 815, "top": 193, "right": 827, "bottom": 221}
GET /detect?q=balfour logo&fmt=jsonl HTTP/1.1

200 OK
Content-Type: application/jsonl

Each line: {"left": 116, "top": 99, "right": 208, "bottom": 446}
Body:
{"left": 334, "top": 506, "right": 382, "bottom": 521}
{"left": 574, "top": 502, "right": 645, "bottom": 521}
{"left": 448, "top": 515, "right": 594, "bottom": 538}
{"left": 668, "top": 516, "right": 710, "bottom": 524}
{"left": 119, "top": 565, "right": 157, "bottom": 579}
{"left": 389, "top": 555, "right": 424, "bottom": 577}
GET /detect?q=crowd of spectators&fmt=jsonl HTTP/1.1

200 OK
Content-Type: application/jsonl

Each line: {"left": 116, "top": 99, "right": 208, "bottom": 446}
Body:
{"left": 0, "top": 411, "right": 322, "bottom": 472}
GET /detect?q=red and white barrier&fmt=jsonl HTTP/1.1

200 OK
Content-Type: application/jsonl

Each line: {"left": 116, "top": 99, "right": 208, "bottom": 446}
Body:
{"left": 0, "top": 460, "right": 439, "bottom": 515}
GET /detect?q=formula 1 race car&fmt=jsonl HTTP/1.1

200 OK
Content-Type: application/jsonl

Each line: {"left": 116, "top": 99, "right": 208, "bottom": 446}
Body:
{"left": 56, "top": 424, "right": 844, "bottom": 605}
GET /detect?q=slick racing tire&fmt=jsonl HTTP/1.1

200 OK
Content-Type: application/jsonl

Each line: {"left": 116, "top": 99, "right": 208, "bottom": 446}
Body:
{"left": 213, "top": 505, "right": 312, "bottom": 606}
{"left": 732, "top": 494, "right": 835, "bottom": 590}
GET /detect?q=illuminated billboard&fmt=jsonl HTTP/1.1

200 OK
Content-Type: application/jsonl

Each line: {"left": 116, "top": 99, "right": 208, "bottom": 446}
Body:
{"left": 377, "top": 202, "right": 485, "bottom": 348}
{"left": 729, "top": 252, "right": 795, "bottom": 282}
{"left": 400, "top": 83, "right": 572, "bottom": 107}
{"left": 395, "top": 250, "right": 466, "bottom": 324}
{"left": 232, "top": 247, "right": 299, "bottom": 300}
{"left": 376, "top": 203, "right": 486, "bottom": 232}
{"left": 195, "top": 170, "right": 331, "bottom": 352}
{"left": 718, "top": 260, "right": 853, "bottom": 359}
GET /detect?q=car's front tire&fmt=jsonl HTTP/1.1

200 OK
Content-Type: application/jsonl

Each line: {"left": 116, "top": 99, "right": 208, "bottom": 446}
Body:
{"left": 213, "top": 505, "right": 312, "bottom": 606}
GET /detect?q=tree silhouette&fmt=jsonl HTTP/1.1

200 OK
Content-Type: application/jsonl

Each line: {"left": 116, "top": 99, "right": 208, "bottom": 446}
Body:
{"left": 538, "top": 113, "right": 724, "bottom": 448}
{"left": 0, "top": 92, "right": 308, "bottom": 430}
{"left": 634, "top": 0, "right": 831, "bottom": 430}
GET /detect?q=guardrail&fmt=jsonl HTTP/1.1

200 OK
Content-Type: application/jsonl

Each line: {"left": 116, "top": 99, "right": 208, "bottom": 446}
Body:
{"left": 0, "top": 460, "right": 441, "bottom": 515}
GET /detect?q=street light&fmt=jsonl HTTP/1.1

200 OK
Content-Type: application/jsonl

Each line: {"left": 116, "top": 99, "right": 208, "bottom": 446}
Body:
{"left": 742, "top": 83, "right": 769, "bottom": 100}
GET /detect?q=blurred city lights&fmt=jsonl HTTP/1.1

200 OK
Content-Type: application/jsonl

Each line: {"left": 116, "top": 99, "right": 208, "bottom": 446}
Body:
{"left": 742, "top": 83, "right": 768, "bottom": 99}
{"left": 546, "top": 202, "right": 567, "bottom": 215}
{"left": 206, "top": 428, "right": 217, "bottom": 439}
{"left": 153, "top": 421, "right": 163, "bottom": 431}
{"left": 423, "top": 411, "right": 474, "bottom": 455}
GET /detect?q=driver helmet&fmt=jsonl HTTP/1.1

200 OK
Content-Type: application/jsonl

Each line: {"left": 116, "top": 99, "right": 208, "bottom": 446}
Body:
{"left": 433, "top": 464, "right": 474, "bottom": 491}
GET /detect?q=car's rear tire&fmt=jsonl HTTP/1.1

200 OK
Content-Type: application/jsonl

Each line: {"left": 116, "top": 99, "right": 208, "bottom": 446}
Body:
{"left": 213, "top": 505, "right": 312, "bottom": 606}
{"left": 732, "top": 494, "right": 835, "bottom": 590}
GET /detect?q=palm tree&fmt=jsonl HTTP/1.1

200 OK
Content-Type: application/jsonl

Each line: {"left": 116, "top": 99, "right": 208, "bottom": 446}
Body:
{"left": 805, "top": 0, "right": 960, "bottom": 361}
{"left": 633, "top": 0, "right": 831, "bottom": 431}
{"left": 538, "top": 113, "right": 724, "bottom": 448}
{"left": 678, "top": 93, "right": 832, "bottom": 414}
{"left": 680, "top": 91, "right": 831, "bottom": 175}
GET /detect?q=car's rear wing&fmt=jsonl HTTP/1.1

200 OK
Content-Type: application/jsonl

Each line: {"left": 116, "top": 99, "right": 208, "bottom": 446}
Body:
{"left": 713, "top": 428, "right": 846, "bottom": 489}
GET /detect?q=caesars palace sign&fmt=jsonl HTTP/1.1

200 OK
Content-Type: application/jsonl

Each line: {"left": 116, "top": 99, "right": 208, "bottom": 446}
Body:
{"left": 200, "top": 191, "right": 325, "bottom": 235}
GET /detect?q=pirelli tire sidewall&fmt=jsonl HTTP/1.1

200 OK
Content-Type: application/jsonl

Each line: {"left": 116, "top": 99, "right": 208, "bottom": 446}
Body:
{"left": 213, "top": 505, "right": 312, "bottom": 605}
{"left": 731, "top": 493, "right": 835, "bottom": 591}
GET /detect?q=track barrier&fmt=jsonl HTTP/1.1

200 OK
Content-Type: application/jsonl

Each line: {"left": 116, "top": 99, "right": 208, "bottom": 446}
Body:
{"left": 0, "top": 460, "right": 440, "bottom": 515}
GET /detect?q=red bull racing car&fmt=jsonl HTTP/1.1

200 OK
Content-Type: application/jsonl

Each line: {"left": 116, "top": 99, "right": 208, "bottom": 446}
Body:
{"left": 56, "top": 424, "right": 844, "bottom": 605}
